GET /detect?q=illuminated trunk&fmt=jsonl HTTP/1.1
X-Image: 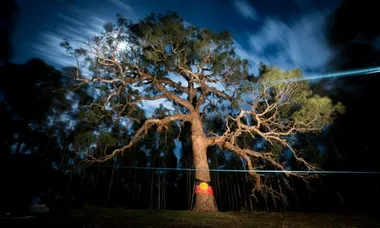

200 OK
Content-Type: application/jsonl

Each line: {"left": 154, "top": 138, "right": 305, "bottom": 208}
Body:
{"left": 191, "top": 113, "right": 217, "bottom": 212}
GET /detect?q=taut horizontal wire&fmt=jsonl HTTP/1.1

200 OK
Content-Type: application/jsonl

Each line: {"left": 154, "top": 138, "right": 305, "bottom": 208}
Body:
{"left": 86, "top": 165, "right": 380, "bottom": 175}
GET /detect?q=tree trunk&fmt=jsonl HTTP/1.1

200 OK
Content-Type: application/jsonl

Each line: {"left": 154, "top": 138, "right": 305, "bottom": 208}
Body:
{"left": 107, "top": 158, "right": 116, "bottom": 207}
{"left": 244, "top": 171, "right": 253, "bottom": 211}
{"left": 41, "top": 111, "right": 59, "bottom": 168}
{"left": 215, "top": 149, "right": 221, "bottom": 209}
{"left": 233, "top": 177, "right": 238, "bottom": 210}
{"left": 80, "top": 169, "right": 86, "bottom": 197}
{"left": 163, "top": 171, "right": 166, "bottom": 209}
{"left": 132, "top": 170, "right": 137, "bottom": 207}
{"left": 270, "top": 181, "right": 277, "bottom": 211}
{"left": 187, "top": 155, "right": 192, "bottom": 210}
{"left": 237, "top": 180, "right": 242, "bottom": 210}
{"left": 191, "top": 113, "right": 217, "bottom": 212}
{"left": 150, "top": 169, "right": 154, "bottom": 209}
{"left": 278, "top": 178, "right": 286, "bottom": 211}
{"left": 226, "top": 174, "right": 232, "bottom": 210}
{"left": 95, "top": 163, "right": 100, "bottom": 200}
{"left": 163, "top": 151, "right": 166, "bottom": 209}
{"left": 158, "top": 172, "right": 161, "bottom": 209}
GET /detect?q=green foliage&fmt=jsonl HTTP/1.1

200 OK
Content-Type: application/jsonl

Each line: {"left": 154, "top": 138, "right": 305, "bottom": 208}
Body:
{"left": 73, "top": 130, "right": 94, "bottom": 151}
{"left": 259, "top": 67, "right": 305, "bottom": 90}
{"left": 258, "top": 61, "right": 268, "bottom": 76}
{"left": 133, "top": 11, "right": 242, "bottom": 80}
{"left": 153, "top": 104, "right": 171, "bottom": 119}
{"left": 255, "top": 66, "right": 345, "bottom": 130}
{"left": 97, "top": 131, "right": 118, "bottom": 147}
{"left": 293, "top": 95, "right": 344, "bottom": 129}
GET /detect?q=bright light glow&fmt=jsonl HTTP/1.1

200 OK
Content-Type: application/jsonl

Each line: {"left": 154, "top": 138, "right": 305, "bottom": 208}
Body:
{"left": 116, "top": 41, "right": 128, "bottom": 51}
{"left": 257, "top": 66, "right": 380, "bottom": 87}
{"left": 200, "top": 182, "right": 209, "bottom": 190}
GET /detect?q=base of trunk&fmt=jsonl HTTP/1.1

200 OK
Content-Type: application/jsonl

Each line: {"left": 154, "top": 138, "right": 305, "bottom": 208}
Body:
{"left": 193, "top": 193, "right": 217, "bottom": 212}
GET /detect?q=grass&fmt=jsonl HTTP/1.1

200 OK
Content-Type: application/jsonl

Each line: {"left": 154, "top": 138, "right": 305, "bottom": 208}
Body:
{"left": 1, "top": 207, "right": 380, "bottom": 228}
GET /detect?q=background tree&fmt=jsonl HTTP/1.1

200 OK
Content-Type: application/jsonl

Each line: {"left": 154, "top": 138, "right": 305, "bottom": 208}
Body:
{"left": 309, "top": 0, "right": 380, "bottom": 212}
{"left": 0, "top": 0, "right": 19, "bottom": 65}
{"left": 148, "top": 105, "right": 179, "bottom": 209}
{"left": 62, "top": 12, "right": 344, "bottom": 212}
{"left": 324, "top": 0, "right": 380, "bottom": 172}
{"left": 0, "top": 59, "right": 71, "bottom": 215}
{"left": 177, "top": 121, "right": 195, "bottom": 210}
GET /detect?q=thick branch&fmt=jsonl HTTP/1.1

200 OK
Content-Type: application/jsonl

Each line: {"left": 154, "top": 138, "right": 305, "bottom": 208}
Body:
{"left": 178, "top": 67, "right": 232, "bottom": 109}
{"left": 117, "top": 94, "right": 167, "bottom": 118}
{"left": 76, "top": 72, "right": 152, "bottom": 86}
{"left": 85, "top": 114, "right": 191, "bottom": 163}
{"left": 226, "top": 109, "right": 321, "bottom": 171}
{"left": 155, "top": 82, "right": 194, "bottom": 112}
{"left": 206, "top": 134, "right": 287, "bottom": 191}
{"left": 159, "top": 77, "right": 189, "bottom": 94}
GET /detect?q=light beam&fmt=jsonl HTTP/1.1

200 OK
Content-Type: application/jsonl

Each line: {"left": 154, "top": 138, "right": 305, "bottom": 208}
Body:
{"left": 261, "top": 66, "right": 380, "bottom": 86}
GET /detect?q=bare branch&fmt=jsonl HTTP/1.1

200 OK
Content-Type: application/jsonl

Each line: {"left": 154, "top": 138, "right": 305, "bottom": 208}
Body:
{"left": 85, "top": 114, "right": 191, "bottom": 163}
{"left": 178, "top": 67, "right": 232, "bottom": 109}
{"left": 159, "top": 78, "right": 189, "bottom": 94}
{"left": 155, "top": 82, "right": 194, "bottom": 111}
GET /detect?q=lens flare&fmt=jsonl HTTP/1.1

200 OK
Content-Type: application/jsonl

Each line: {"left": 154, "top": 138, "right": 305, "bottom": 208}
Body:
{"left": 262, "top": 66, "right": 380, "bottom": 86}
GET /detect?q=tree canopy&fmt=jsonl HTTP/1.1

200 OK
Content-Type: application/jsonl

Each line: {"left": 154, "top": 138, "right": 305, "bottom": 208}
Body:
{"left": 62, "top": 12, "right": 344, "bottom": 210}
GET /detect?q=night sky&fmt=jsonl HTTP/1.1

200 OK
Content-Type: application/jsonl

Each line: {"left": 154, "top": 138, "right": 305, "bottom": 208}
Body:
{"left": 13, "top": 0, "right": 342, "bottom": 75}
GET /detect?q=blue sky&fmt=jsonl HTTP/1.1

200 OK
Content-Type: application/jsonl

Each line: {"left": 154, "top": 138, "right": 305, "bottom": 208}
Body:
{"left": 13, "top": 0, "right": 342, "bottom": 76}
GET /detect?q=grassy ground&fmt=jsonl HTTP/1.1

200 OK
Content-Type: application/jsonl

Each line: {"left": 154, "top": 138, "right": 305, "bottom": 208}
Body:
{"left": 1, "top": 207, "right": 379, "bottom": 228}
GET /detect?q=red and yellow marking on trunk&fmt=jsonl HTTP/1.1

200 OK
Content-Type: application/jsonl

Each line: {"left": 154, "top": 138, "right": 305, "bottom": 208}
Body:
{"left": 195, "top": 182, "right": 214, "bottom": 195}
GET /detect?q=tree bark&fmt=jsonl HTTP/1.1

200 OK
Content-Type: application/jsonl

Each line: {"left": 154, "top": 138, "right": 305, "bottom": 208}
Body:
{"left": 233, "top": 176, "right": 238, "bottom": 210}
{"left": 150, "top": 169, "right": 154, "bottom": 209}
{"left": 278, "top": 178, "right": 286, "bottom": 211}
{"left": 191, "top": 113, "right": 217, "bottom": 212}
{"left": 107, "top": 158, "right": 116, "bottom": 207}
{"left": 187, "top": 156, "right": 192, "bottom": 210}
{"left": 163, "top": 171, "right": 166, "bottom": 209}
{"left": 237, "top": 180, "right": 242, "bottom": 210}
{"left": 158, "top": 172, "right": 161, "bottom": 209}
{"left": 132, "top": 170, "right": 137, "bottom": 207}
{"left": 270, "top": 181, "right": 277, "bottom": 211}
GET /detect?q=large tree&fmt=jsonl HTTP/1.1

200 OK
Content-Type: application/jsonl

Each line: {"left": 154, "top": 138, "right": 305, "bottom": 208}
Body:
{"left": 62, "top": 12, "right": 344, "bottom": 212}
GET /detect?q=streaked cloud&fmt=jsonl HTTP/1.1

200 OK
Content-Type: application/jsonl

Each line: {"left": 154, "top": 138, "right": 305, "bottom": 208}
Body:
{"left": 31, "top": 13, "right": 113, "bottom": 69}
{"left": 108, "top": 0, "right": 136, "bottom": 20}
{"left": 25, "top": 1, "right": 136, "bottom": 70}
{"left": 235, "top": 10, "right": 334, "bottom": 75}
{"left": 31, "top": 32, "right": 77, "bottom": 67}
{"left": 233, "top": 0, "right": 258, "bottom": 21}
{"left": 55, "top": 13, "right": 85, "bottom": 27}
